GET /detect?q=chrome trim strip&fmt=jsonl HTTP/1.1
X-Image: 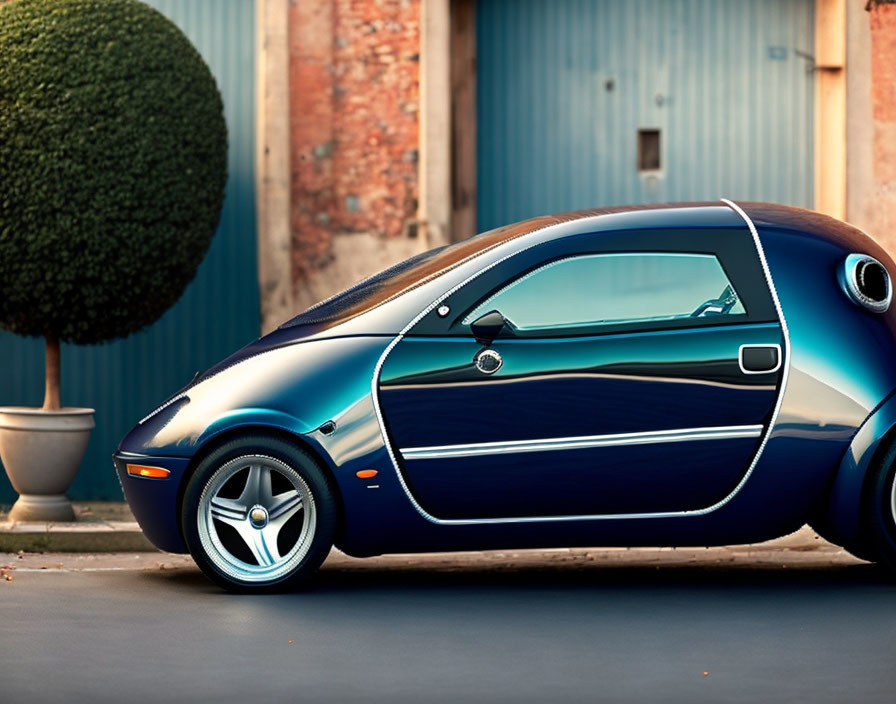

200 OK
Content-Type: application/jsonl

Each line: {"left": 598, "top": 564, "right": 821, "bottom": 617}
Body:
{"left": 401, "top": 425, "right": 764, "bottom": 460}
{"left": 369, "top": 200, "right": 790, "bottom": 525}
{"left": 737, "top": 343, "right": 782, "bottom": 376}
{"left": 138, "top": 392, "right": 188, "bottom": 425}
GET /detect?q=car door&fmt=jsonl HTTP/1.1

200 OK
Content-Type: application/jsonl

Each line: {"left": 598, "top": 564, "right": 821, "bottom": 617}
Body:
{"left": 377, "top": 227, "right": 784, "bottom": 520}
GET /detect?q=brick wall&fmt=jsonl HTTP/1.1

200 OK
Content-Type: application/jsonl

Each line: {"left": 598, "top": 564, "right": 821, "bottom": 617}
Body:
{"left": 871, "top": 4, "right": 896, "bottom": 191}
{"left": 861, "top": 3, "right": 896, "bottom": 250}
{"left": 289, "top": 0, "right": 421, "bottom": 305}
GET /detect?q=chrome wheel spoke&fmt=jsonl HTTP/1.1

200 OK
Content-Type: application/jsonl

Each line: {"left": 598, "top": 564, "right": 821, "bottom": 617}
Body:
{"left": 268, "top": 490, "right": 302, "bottom": 526}
{"left": 238, "top": 464, "right": 273, "bottom": 507}
{"left": 209, "top": 496, "right": 248, "bottom": 528}
{"left": 235, "top": 522, "right": 280, "bottom": 567}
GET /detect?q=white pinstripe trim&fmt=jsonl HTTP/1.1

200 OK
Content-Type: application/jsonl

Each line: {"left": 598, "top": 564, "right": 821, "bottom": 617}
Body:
{"left": 401, "top": 425, "right": 764, "bottom": 460}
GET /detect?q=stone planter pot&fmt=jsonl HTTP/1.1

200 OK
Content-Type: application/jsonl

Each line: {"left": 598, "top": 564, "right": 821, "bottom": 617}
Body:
{"left": 0, "top": 407, "right": 95, "bottom": 522}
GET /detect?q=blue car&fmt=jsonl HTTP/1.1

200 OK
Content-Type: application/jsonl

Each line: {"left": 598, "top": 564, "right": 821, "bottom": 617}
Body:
{"left": 116, "top": 200, "right": 896, "bottom": 591}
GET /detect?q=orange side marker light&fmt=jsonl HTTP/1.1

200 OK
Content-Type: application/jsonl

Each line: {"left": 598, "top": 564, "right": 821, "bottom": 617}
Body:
{"left": 126, "top": 464, "right": 171, "bottom": 479}
{"left": 356, "top": 469, "right": 378, "bottom": 479}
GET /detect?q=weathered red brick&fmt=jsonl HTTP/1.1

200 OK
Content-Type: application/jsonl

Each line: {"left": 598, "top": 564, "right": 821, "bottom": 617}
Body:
{"left": 871, "top": 4, "right": 896, "bottom": 125}
{"left": 871, "top": 4, "right": 896, "bottom": 188}
{"left": 289, "top": 0, "right": 420, "bottom": 289}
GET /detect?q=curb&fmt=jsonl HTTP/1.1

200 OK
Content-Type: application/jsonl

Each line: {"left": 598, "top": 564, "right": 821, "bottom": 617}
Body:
{"left": 0, "top": 520, "right": 156, "bottom": 552}
{"left": 0, "top": 503, "right": 159, "bottom": 552}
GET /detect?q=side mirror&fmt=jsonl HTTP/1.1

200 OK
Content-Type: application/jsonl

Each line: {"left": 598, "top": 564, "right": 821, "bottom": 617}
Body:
{"left": 470, "top": 310, "right": 506, "bottom": 345}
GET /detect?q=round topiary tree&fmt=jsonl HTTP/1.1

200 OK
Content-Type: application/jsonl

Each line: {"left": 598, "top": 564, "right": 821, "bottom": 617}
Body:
{"left": 0, "top": 0, "right": 227, "bottom": 410}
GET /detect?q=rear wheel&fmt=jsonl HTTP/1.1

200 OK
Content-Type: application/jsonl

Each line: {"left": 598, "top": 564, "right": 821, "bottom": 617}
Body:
{"left": 862, "top": 440, "right": 896, "bottom": 571}
{"left": 182, "top": 436, "right": 337, "bottom": 592}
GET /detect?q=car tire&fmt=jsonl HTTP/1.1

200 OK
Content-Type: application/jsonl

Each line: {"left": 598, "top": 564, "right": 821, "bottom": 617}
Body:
{"left": 182, "top": 435, "right": 337, "bottom": 592}
{"left": 862, "top": 439, "right": 896, "bottom": 571}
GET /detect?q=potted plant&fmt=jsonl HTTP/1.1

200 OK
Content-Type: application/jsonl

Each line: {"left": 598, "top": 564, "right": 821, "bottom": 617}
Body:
{"left": 0, "top": 0, "right": 227, "bottom": 521}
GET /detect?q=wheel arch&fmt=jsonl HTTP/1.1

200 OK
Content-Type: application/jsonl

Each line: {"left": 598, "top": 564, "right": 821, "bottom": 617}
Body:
{"left": 810, "top": 389, "right": 896, "bottom": 549}
{"left": 175, "top": 424, "right": 346, "bottom": 549}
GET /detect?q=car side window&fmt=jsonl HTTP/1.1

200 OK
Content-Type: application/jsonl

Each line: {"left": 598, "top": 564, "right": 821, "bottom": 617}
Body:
{"left": 462, "top": 252, "right": 746, "bottom": 332}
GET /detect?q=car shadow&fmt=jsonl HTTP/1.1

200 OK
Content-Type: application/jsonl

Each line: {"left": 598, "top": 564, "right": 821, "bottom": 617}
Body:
{"left": 315, "top": 560, "right": 891, "bottom": 592}
{"left": 140, "top": 555, "right": 895, "bottom": 597}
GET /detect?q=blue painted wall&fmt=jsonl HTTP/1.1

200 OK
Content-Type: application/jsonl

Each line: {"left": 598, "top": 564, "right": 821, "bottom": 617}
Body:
{"left": 476, "top": 0, "right": 815, "bottom": 231}
{"left": 0, "top": 0, "right": 258, "bottom": 502}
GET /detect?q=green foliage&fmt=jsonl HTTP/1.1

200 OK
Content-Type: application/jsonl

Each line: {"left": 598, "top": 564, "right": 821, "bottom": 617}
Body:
{"left": 0, "top": 0, "right": 227, "bottom": 344}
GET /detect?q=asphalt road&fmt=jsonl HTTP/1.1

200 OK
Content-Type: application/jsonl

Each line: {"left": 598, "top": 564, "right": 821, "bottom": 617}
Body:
{"left": 2, "top": 538, "right": 896, "bottom": 704}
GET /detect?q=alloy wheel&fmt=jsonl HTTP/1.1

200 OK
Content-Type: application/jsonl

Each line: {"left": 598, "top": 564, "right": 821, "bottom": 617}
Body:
{"left": 196, "top": 455, "right": 316, "bottom": 583}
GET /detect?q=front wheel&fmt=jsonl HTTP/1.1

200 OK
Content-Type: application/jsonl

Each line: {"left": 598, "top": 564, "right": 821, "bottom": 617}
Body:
{"left": 182, "top": 436, "right": 337, "bottom": 592}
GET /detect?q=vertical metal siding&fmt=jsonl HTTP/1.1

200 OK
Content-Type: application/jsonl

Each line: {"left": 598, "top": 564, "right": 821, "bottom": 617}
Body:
{"left": 0, "top": 0, "right": 258, "bottom": 502}
{"left": 476, "top": 0, "right": 815, "bottom": 232}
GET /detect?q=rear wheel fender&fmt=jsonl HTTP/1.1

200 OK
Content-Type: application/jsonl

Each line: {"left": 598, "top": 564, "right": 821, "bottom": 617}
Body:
{"left": 809, "top": 390, "right": 896, "bottom": 551}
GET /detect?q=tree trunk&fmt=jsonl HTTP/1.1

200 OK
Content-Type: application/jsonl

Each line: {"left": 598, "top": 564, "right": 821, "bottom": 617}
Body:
{"left": 42, "top": 335, "right": 61, "bottom": 411}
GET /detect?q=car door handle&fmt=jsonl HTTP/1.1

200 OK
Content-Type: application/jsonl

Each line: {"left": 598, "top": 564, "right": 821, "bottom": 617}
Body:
{"left": 738, "top": 344, "right": 782, "bottom": 374}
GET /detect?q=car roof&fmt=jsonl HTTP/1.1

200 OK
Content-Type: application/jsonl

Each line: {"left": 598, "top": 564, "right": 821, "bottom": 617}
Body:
{"left": 740, "top": 201, "right": 881, "bottom": 253}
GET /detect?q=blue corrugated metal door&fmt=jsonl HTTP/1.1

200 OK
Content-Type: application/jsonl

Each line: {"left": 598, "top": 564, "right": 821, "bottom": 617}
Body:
{"left": 476, "top": 0, "right": 815, "bottom": 232}
{"left": 0, "top": 0, "right": 258, "bottom": 502}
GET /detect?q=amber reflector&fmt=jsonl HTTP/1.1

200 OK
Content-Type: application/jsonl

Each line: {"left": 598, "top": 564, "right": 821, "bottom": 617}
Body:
{"left": 356, "top": 469, "right": 378, "bottom": 479}
{"left": 127, "top": 464, "right": 171, "bottom": 479}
